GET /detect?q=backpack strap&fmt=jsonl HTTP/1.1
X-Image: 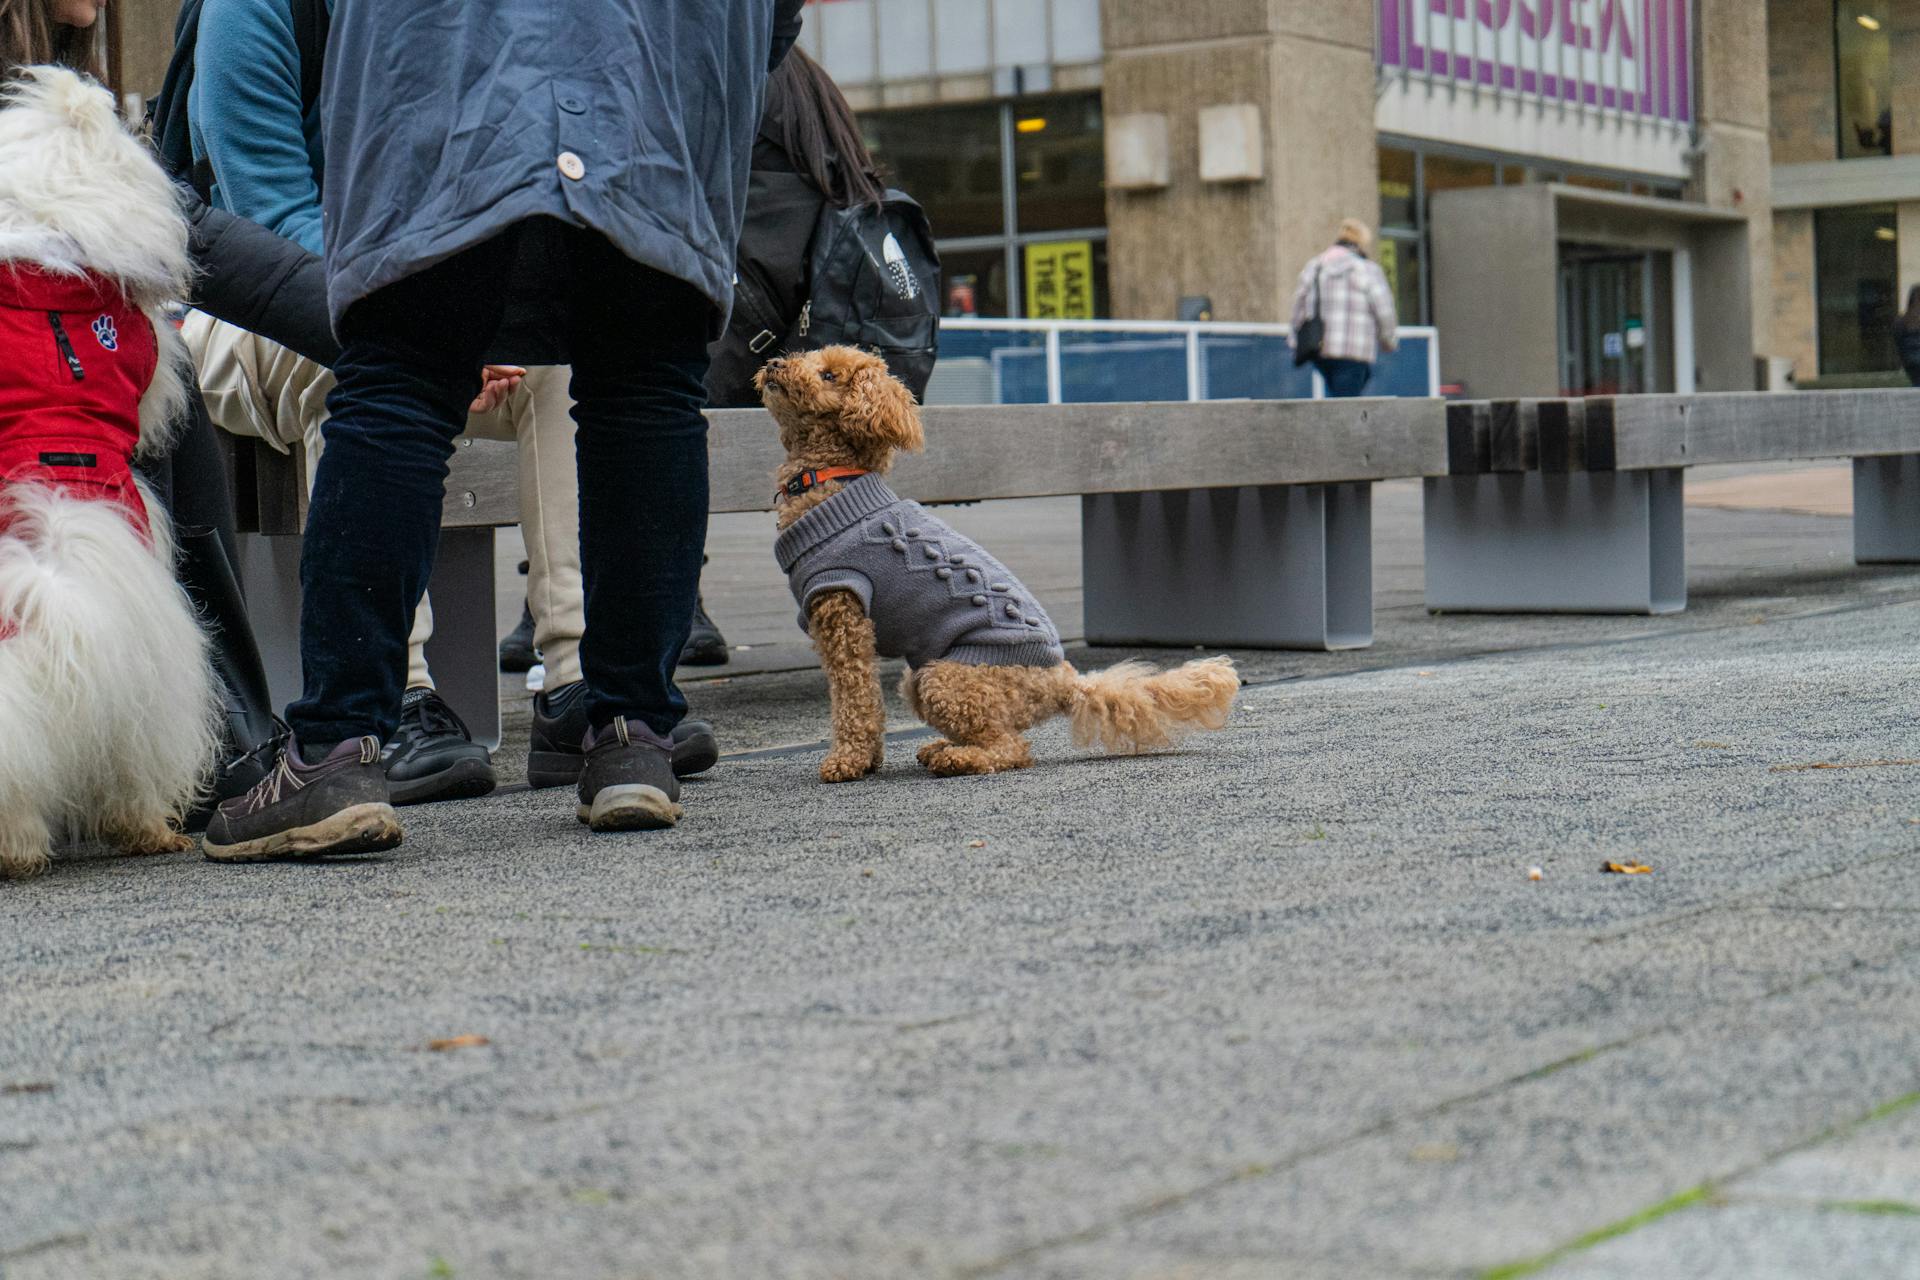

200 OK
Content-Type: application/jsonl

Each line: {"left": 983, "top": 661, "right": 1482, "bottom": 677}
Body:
{"left": 291, "top": 0, "right": 332, "bottom": 122}
{"left": 149, "top": 0, "right": 207, "bottom": 189}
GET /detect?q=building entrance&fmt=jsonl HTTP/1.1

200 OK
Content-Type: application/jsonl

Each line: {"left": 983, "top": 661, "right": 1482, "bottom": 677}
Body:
{"left": 1557, "top": 248, "right": 1672, "bottom": 397}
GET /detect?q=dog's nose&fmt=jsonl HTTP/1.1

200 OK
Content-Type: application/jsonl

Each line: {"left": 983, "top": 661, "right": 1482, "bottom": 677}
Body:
{"left": 764, "top": 357, "right": 785, "bottom": 372}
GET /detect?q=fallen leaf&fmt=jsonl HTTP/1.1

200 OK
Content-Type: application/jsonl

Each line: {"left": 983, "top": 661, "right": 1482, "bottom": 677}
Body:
{"left": 1527, "top": 866, "right": 1544, "bottom": 882}
{"left": 861, "top": 868, "right": 875, "bottom": 877}
{"left": 1601, "top": 861, "right": 1654, "bottom": 875}
{"left": 1, "top": 1082, "right": 54, "bottom": 1095}
{"left": 1415, "top": 670, "right": 1436, "bottom": 678}
{"left": 1694, "top": 741, "right": 1731, "bottom": 750}
{"left": 1771, "top": 759, "right": 1920, "bottom": 774}
{"left": 427, "top": 1035, "right": 490, "bottom": 1052}
{"left": 968, "top": 840, "right": 986, "bottom": 849}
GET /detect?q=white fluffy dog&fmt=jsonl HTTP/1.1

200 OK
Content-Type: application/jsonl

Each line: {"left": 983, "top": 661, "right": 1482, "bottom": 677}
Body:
{"left": 0, "top": 67, "right": 220, "bottom": 878}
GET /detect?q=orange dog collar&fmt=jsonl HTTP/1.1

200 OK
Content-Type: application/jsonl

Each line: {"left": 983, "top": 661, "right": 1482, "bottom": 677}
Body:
{"left": 779, "top": 467, "right": 869, "bottom": 502}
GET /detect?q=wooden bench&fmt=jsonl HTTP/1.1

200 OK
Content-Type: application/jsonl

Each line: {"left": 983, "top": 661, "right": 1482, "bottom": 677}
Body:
{"left": 234, "top": 389, "right": 1913, "bottom": 747}
{"left": 231, "top": 398, "right": 1451, "bottom": 746}
{"left": 1425, "top": 390, "right": 1920, "bottom": 614}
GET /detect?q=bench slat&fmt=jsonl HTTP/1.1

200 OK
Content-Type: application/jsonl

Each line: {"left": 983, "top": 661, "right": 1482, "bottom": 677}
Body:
{"left": 1590, "top": 390, "right": 1920, "bottom": 471}
{"left": 440, "top": 399, "right": 1451, "bottom": 529}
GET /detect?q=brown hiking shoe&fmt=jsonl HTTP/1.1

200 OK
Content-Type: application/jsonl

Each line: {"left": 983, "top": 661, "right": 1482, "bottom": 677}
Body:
{"left": 202, "top": 735, "right": 402, "bottom": 863}
{"left": 577, "top": 716, "right": 683, "bottom": 832}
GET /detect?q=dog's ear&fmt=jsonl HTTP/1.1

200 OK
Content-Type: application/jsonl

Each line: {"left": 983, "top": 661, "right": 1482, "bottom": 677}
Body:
{"left": 841, "top": 358, "right": 925, "bottom": 454}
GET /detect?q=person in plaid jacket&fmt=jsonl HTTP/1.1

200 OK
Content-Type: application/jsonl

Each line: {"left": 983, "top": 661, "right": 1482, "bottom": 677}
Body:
{"left": 1288, "top": 218, "right": 1400, "bottom": 397}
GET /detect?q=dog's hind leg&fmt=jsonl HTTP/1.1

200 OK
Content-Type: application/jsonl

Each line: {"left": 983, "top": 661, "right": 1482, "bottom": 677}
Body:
{"left": 908, "top": 662, "right": 1040, "bottom": 777}
{"left": 0, "top": 810, "right": 54, "bottom": 880}
{"left": 808, "top": 590, "right": 887, "bottom": 783}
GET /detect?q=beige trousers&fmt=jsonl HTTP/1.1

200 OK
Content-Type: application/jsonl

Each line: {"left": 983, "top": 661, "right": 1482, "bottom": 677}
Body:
{"left": 184, "top": 314, "right": 584, "bottom": 691}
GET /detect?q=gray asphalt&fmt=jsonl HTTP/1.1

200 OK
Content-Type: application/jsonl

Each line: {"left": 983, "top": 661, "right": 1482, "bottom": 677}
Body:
{"left": 8, "top": 469, "right": 1920, "bottom": 1279}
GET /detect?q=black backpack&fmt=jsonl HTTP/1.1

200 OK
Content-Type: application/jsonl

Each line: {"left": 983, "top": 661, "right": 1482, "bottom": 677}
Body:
{"left": 149, "top": 0, "right": 332, "bottom": 196}
{"left": 712, "top": 188, "right": 941, "bottom": 406}
{"left": 793, "top": 192, "right": 941, "bottom": 399}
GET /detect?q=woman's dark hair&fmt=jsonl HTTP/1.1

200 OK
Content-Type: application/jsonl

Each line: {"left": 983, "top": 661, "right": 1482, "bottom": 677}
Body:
{"left": 1905, "top": 284, "right": 1920, "bottom": 329}
{"left": 0, "top": 0, "right": 102, "bottom": 80}
{"left": 764, "top": 47, "right": 885, "bottom": 210}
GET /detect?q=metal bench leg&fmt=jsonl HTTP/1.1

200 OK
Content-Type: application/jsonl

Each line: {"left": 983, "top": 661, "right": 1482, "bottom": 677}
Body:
{"left": 1081, "top": 483, "right": 1373, "bottom": 651}
{"left": 234, "top": 532, "right": 304, "bottom": 717}
{"left": 1854, "top": 455, "right": 1920, "bottom": 564}
{"left": 1423, "top": 470, "right": 1686, "bottom": 615}
{"left": 421, "top": 527, "right": 501, "bottom": 750}
{"left": 236, "top": 528, "right": 502, "bottom": 750}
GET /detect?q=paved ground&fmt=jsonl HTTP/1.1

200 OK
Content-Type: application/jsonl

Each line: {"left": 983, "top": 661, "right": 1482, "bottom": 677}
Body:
{"left": 8, "top": 467, "right": 1920, "bottom": 1279}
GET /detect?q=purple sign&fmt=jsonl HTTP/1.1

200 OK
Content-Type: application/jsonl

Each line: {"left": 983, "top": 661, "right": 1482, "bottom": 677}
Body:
{"left": 1378, "top": 0, "right": 1692, "bottom": 124}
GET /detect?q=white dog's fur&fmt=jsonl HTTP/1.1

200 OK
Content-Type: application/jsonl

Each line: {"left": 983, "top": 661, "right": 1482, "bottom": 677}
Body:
{"left": 0, "top": 68, "right": 219, "bottom": 878}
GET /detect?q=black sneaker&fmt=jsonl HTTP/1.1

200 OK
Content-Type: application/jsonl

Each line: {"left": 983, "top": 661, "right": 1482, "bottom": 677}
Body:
{"left": 578, "top": 716, "right": 683, "bottom": 831}
{"left": 499, "top": 599, "right": 538, "bottom": 673}
{"left": 680, "top": 595, "right": 730, "bottom": 666}
{"left": 382, "top": 687, "right": 497, "bottom": 806}
{"left": 203, "top": 734, "right": 402, "bottom": 863}
{"left": 529, "top": 680, "right": 718, "bottom": 788}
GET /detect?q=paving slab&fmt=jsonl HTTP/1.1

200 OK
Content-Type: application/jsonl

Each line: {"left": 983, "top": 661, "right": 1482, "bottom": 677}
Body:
{"left": 7, "top": 468, "right": 1920, "bottom": 1279}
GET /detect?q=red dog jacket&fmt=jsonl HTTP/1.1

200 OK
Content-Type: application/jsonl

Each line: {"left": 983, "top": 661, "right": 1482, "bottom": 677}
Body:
{"left": 0, "top": 265, "right": 158, "bottom": 533}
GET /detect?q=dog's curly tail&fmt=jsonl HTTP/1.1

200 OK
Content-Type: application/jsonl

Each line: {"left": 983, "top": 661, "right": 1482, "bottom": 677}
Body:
{"left": 1059, "top": 656, "right": 1240, "bottom": 755}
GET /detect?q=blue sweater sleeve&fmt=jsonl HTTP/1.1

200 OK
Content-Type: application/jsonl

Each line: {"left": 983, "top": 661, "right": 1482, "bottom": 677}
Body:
{"left": 191, "top": 0, "right": 325, "bottom": 257}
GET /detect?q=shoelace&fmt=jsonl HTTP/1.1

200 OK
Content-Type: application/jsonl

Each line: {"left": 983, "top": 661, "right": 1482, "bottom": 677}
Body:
{"left": 223, "top": 717, "right": 293, "bottom": 783}
{"left": 399, "top": 693, "right": 466, "bottom": 741}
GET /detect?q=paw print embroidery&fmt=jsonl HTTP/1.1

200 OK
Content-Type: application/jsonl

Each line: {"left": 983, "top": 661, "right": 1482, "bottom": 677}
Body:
{"left": 91, "top": 315, "right": 118, "bottom": 352}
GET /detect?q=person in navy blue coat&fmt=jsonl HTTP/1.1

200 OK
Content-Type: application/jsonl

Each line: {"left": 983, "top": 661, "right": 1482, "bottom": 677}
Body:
{"left": 204, "top": 0, "right": 807, "bottom": 861}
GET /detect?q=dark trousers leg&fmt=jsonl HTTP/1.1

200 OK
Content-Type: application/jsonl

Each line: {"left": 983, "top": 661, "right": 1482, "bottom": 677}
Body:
{"left": 564, "top": 234, "right": 713, "bottom": 737}
{"left": 1316, "top": 357, "right": 1373, "bottom": 398}
{"left": 286, "top": 236, "right": 512, "bottom": 749}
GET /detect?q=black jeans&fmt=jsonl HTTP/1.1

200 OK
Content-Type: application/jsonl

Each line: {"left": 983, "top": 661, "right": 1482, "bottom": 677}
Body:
{"left": 287, "top": 226, "right": 712, "bottom": 748}
{"left": 1315, "top": 357, "right": 1373, "bottom": 398}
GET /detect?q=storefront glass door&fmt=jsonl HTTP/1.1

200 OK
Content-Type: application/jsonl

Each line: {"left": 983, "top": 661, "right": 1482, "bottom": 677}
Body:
{"left": 1558, "top": 249, "right": 1666, "bottom": 396}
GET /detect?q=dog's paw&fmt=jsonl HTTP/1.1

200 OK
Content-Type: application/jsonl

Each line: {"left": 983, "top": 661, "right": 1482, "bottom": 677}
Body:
{"left": 916, "top": 739, "right": 953, "bottom": 768}
{"left": 111, "top": 826, "right": 193, "bottom": 857}
{"left": 820, "top": 750, "right": 878, "bottom": 784}
{"left": 920, "top": 743, "right": 994, "bottom": 777}
{"left": 0, "top": 851, "right": 53, "bottom": 880}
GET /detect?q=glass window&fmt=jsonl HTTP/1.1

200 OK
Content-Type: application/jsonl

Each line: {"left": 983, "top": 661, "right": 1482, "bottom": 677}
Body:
{"left": 1837, "top": 1, "right": 1893, "bottom": 158}
{"left": 938, "top": 247, "right": 1012, "bottom": 319}
{"left": 1379, "top": 233, "right": 1422, "bottom": 326}
{"left": 1563, "top": 172, "right": 1630, "bottom": 193}
{"left": 1423, "top": 154, "right": 1497, "bottom": 199}
{"left": 1012, "top": 94, "right": 1105, "bottom": 233}
{"left": 1379, "top": 147, "right": 1417, "bottom": 231}
{"left": 863, "top": 104, "right": 1005, "bottom": 239}
{"left": 1815, "top": 204, "right": 1899, "bottom": 374}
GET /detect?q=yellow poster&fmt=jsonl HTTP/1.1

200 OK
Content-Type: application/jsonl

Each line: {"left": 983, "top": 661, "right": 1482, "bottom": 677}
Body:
{"left": 1377, "top": 238, "right": 1398, "bottom": 295}
{"left": 1024, "top": 240, "right": 1096, "bottom": 320}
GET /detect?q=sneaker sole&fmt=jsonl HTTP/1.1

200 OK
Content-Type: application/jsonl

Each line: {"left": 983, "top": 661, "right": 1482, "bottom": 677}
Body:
{"left": 389, "top": 756, "right": 498, "bottom": 807}
{"left": 577, "top": 785, "right": 682, "bottom": 832}
{"left": 529, "top": 731, "right": 720, "bottom": 790}
{"left": 202, "top": 803, "right": 403, "bottom": 864}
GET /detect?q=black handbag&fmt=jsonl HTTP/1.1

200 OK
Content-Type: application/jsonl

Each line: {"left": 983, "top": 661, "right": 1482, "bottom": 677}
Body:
{"left": 1292, "top": 264, "right": 1324, "bottom": 368}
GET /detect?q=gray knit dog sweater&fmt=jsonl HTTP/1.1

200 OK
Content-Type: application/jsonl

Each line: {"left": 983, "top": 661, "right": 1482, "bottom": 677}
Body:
{"left": 776, "top": 474, "right": 1065, "bottom": 669}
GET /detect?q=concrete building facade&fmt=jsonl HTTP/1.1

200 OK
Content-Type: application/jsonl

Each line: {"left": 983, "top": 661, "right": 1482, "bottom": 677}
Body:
{"left": 108, "top": 1, "right": 1900, "bottom": 395}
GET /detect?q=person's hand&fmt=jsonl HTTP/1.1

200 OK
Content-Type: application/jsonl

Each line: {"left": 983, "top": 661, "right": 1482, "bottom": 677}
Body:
{"left": 469, "top": 365, "right": 526, "bottom": 415}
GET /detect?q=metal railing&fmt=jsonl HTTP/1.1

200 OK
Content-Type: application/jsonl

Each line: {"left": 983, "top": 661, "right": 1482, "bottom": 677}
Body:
{"left": 926, "top": 318, "right": 1442, "bottom": 406}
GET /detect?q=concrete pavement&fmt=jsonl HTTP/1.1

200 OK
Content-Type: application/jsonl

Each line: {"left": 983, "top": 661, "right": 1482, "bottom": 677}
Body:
{"left": 7, "top": 470, "right": 1920, "bottom": 1279}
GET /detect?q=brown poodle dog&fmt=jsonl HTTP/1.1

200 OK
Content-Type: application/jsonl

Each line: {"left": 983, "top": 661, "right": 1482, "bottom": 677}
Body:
{"left": 759, "top": 346, "right": 1240, "bottom": 783}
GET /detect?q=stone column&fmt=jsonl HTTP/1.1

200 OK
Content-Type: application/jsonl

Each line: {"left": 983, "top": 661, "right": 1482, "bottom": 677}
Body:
{"left": 1691, "top": 0, "right": 1774, "bottom": 378}
{"left": 1100, "top": 1, "right": 1378, "bottom": 322}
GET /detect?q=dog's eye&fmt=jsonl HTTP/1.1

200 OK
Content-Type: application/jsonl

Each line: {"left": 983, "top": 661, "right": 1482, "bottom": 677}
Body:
{"left": 820, "top": 371, "right": 836, "bottom": 383}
